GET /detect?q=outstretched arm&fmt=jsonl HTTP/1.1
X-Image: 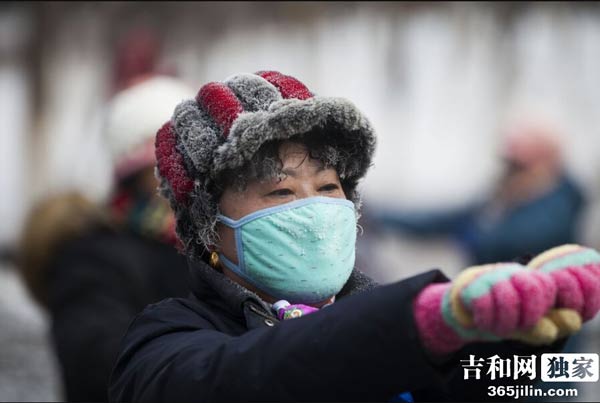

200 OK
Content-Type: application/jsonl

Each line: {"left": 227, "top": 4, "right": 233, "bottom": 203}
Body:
{"left": 109, "top": 270, "right": 451, "bottom": 403}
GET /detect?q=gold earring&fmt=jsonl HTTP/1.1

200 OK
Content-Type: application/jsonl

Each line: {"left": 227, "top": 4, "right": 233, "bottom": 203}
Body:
{"left": 209, "top": 251, "right": 220, "bottom": 269}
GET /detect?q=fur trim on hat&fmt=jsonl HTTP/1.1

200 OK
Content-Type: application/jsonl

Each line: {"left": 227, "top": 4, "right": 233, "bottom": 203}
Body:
{"left": 214, "top": 97, "right": 374, "bottom": 178}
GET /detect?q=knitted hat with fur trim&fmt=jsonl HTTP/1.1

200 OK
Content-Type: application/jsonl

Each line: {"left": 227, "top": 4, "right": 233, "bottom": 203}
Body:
{"left": 156, "top": 71, "right": 376, "bottom": 258}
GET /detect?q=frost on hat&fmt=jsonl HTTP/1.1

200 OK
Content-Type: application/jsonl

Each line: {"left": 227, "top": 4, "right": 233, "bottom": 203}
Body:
{"left": 105, "top": 75, "right": 195, "bottom": 180}
{"left": 156, "top": 71, "right": 377, "bottom": 258}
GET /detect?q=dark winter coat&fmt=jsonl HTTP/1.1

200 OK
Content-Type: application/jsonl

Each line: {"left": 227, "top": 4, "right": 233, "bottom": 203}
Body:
{"left": 108, "top": 258, "right": 563, "bottom": 402}
{"left": 45, "top": 226, "right": 190, "bottom": 402}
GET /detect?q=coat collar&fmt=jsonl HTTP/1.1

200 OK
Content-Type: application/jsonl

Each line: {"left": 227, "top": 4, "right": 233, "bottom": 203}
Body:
{"left": 188, "top": 258, "right": 378, "bottom": 322}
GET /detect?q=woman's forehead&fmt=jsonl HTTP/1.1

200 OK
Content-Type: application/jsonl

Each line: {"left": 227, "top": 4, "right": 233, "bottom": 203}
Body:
{"left": 278, "top": 142, "right": 325, "bottom": 170}
{"left": 280, "top": 157, "right": 331, "bottom": 179}
{"left": 278, "top": 141, "right": 308, "bottom": 159}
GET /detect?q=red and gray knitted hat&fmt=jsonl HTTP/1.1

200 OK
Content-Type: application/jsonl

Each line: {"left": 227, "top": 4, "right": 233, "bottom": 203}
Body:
{"left": 156, "top": 70, "right": 376, "bottom": 257}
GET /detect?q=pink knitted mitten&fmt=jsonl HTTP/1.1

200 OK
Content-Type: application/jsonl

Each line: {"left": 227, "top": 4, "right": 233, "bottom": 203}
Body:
{"left": 413, "top": 263, "right": 556, "bottom": 355}
{"left": 527, "top": 244, "right": 600, "bottom": 335}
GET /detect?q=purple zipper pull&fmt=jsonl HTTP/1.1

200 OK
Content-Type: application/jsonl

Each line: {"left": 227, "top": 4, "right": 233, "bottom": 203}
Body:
{"left": 272, "top": 300, "right": 319, "bottom": 320}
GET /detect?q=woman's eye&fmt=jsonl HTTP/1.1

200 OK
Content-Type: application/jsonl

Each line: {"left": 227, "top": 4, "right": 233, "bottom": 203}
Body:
{"left": 319, "top": 183, "right": 340, "bottom": 192}
{"left": 267, "top": 188, "right": 293, "bottom": 197}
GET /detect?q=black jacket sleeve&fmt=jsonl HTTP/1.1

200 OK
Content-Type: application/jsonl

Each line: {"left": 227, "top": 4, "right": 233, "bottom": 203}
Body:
{"left": 109, "top": 270, "right": 452, "bottom": 402}
{"left": 109, "top": 268, "right": 569, "bottom": 403}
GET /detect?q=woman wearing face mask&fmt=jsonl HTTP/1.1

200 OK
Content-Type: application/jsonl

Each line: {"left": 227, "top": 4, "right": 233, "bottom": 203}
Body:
{"left": 109, "top": 71, "right": 600, "bottom": 402}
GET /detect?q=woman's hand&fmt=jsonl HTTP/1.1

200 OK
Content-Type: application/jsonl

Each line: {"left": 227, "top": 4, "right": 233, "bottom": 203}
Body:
{"left": 413, "top": 244, "right": 600, "bottom": 355}
{"left": 413, "top": 262, "right": 556, "bottom": 355}
{"left": 526, "top": 244, "right": 600, "bottom": 338}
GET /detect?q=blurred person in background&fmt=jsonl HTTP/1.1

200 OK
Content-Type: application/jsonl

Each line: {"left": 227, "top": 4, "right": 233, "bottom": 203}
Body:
{"left": 367, "top": 120, "right": 585, "bottom": 266}
{"left": 107, "top": 71, "right": 600, "bottom": 402}
{"left": 18, "top": 74, "right": 194, "bottom": 401}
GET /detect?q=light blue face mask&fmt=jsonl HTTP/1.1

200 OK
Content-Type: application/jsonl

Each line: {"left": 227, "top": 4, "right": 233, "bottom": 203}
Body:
{"left": 217, "top": 196, "right": 357, "bottom": 304}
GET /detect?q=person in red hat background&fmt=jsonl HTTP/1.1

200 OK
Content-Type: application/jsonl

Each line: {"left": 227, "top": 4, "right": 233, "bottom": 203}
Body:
{"left": 18, "top": 30, "right": 193, "bottom": 401}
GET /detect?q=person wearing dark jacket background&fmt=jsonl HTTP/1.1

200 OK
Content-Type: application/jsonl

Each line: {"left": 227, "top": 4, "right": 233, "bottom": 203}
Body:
{"left": 19, "top": 75, "right": 194, "bottom": 401}
{"left": 108, "top": 71, "right": 600, "bottom": 402}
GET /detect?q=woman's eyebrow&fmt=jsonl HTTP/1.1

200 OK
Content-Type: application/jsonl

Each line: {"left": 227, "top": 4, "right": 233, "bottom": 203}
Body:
{"left": 280, "top": 167, "right": 298, "bottom": 178}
